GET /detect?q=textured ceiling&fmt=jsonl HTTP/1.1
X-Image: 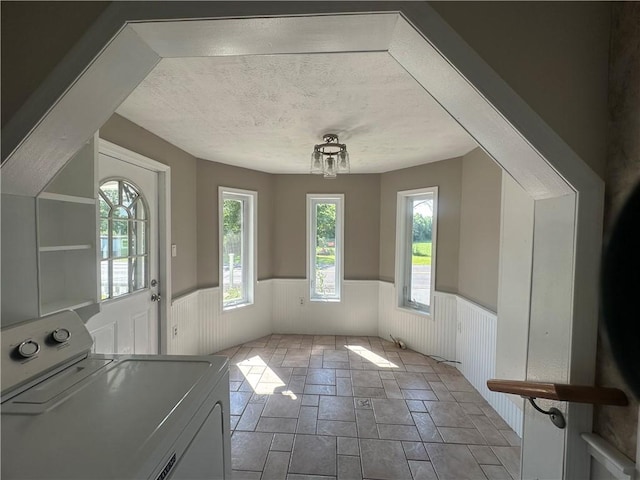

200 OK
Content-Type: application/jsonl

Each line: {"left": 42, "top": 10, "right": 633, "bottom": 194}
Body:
{"left": 116, "top": 52, "right": 477, "bottom": 173}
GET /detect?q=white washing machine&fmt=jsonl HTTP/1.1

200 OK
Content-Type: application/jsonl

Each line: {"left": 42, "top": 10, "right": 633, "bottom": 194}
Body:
{"left": 1, "top": 311, "right": 231, "bottom": 479}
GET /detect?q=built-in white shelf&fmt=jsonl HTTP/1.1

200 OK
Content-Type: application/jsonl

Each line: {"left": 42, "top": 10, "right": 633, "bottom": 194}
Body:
{"left": 36, "top": 136, "right": 99, "bottom": 318}
{"left": 37, "top": 198, "right": 96, "bottom": 249}
{"left": 38, "top": 192, "right": 96, "bottom": 204}
{"left": 40, "top": 245, "right": 92, "bottom": 252}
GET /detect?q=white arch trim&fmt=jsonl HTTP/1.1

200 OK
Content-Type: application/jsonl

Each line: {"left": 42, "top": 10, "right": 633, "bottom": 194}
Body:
{"left": 0, "top": 4, "right": 603, "bottom": 479}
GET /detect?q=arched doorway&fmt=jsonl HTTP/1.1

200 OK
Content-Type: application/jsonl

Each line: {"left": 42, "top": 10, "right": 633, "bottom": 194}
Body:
{"left": 0, "top": 5, "right": 603, "bottom": 478}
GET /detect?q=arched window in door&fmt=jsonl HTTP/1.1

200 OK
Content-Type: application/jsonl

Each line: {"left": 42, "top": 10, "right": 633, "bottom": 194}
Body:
{"left": 99, "top": 179, "right": 148, "bottom": 300}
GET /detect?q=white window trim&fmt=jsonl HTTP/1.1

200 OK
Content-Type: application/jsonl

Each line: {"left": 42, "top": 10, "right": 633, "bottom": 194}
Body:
{"left": 307, "top": 193, "right": 344, "bottom": 302}
{"left": 395, "top": 186, "right": 438, "bottom": 318}
{"left": 219, "top": 186, "right": 257, "bottom": 311}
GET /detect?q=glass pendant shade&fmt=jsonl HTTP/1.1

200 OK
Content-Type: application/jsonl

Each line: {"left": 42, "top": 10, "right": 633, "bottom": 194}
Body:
{"left": 323, "top": 156, "right": 337, "bottom": 179}
{"left": 310, "top": 150, "right": 323, "bottom": 174}
{"left": 310, "top": 134, "right": 350, "bottom": 178}
{"left": 338, "top": 150, "right": 350, "bottom": 173}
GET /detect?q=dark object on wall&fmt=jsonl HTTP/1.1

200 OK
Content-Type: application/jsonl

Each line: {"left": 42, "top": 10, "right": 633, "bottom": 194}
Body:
{"left": 601, "top": 180, "right": 640, "bottom": 399}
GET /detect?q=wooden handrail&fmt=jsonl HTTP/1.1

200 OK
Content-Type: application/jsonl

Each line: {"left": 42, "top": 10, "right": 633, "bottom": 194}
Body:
{"left": 487, "top": 379, "right": 628, "bottom": 406}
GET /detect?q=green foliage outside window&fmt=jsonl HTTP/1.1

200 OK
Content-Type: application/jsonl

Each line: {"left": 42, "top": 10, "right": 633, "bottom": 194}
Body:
{"left": 223, "top": 199, "right": 242, "bottom": 265}
{"left": 315, "top": 203, "right": 336, "bottom": 270}
{"left": 412, "top": 213, "right": 432, "bottom": 242}
{"left": 316, "top": 203, "right": 336, "bottom": 241}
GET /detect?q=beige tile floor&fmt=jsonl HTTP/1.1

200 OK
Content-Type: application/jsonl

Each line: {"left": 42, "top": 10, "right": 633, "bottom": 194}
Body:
{"left": 215, "top": 334, "right": 521, "bottom": 480}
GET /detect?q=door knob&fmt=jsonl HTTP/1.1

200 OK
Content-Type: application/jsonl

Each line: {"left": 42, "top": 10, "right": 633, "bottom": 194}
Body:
{"left": 151, "top": 293, "right": 161, "bottom": 302}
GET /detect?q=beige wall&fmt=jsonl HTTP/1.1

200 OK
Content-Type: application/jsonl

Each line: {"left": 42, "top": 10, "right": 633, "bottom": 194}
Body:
{"left": 90, "top": 113, "right": 500, "bottom": 301}
{"left": 196, "top": 160, "right": 274, "bottom": 288}
{"left": 2, "top": 2, "right": 611, "bottom": 180}
{"left": 1, "top": 1, "right": 109, "bottom": 126}
{"left": 100, "top": 114, "right": 198, "bottom": 297}
{"left": 457, "top": 148, "right": 502, "bottom": 311}
{"left": 379, "top": 158, "right": 463, "bottom": 293}
{"left": 430, "top": 1, "right": 611, "bottom": 178}
{"left": 272, "top": 175, "right": 380, "bottom": 280}
{"left": 99, "top": 115, "right": 276, "bottom": 291}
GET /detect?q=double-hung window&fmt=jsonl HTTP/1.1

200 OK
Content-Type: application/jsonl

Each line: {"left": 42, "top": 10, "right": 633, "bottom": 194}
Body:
{"left": 219, "top": 187, "right": 257, "bottom": 309}
{"left": 307, "top": 194, "right": 344, "bottom": 302}
{"left": 395, "top": 187, "right": 438, "bottom": 315}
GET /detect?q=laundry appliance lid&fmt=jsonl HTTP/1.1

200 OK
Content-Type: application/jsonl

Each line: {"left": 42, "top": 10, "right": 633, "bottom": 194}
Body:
{"left": 2, "top": 354, "right": 228, "bottom": 479}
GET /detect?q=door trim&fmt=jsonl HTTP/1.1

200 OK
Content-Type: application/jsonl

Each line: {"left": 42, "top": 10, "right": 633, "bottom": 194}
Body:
{"left": 98, "top": 138, "right": 172, "bottom": 354}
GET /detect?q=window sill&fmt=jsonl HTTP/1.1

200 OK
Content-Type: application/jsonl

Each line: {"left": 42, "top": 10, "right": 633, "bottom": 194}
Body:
{"left": 395, "top": 305, "right": 433, "bottom": 319}
{"left": 222, "top": 301, "right": 254, "bottom": 313}
{"left": 310, "top": 298, "right": 341, "bottom": 304}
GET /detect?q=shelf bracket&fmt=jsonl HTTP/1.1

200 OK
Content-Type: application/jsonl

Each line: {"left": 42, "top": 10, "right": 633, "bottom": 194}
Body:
{"left": 527, "top": 397, "right": 566, "bottom": 429}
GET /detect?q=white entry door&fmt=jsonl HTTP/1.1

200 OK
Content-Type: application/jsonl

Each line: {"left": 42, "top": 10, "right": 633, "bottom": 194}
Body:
{"left": 87, "top": 150, "right": 160, "bottom": 354}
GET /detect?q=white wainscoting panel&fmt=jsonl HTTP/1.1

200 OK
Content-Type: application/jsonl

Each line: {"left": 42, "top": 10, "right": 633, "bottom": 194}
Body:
{"left": 169, "top": 280, "right": 273, "bottom": 355}
{"left": 377, "top": 282, "right": 457, "bottom": 361}
{"left": 272, "top": 279, "right": 379, "bottom": 336}
{"left": 168, "top": 289, "right": 200, "bottom": 355}
{"left": 170, "top": 279, "right": 523, "bottom": 436}
{"left": 200, "top": 280, "right": 273, "bottom": 355}
{"left": 456, "top": 295, "right": 523, "bottom": 436}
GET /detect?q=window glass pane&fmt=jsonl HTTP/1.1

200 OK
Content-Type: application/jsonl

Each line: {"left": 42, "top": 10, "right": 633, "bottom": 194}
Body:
{"left": 131, "top": 199, "right": 146, "bottom": 220}
{"left": 121, "top": 182, "right": 139, "bottom": 207}
{"left": 132, "top": 221, "right": 147, "bottom": 255}
{"left": 132, "top": 256, "right": 146, "bottom": 291}
{"left": 112, "top": 258, "right": 130, "bottom": 298}
{"left": 112, "top": 220, "right": 129, "bottom": 257}
{"left": 99, "top": 195, "right": 110, "bottom": 218}
{"left": 408, "top": 195, "right": 433, "bottom": 309}
{"left": 100, "top": 219, "right": 109, "bottom": 259}
{"left": 314, "top": 202, "right": 336, "bottom": 297}
{"left": 99, "top": 179, "right": 148, "bottom": 301}
{"left": 223, "top": 198, "right": 244, "bottom": 304}
{"left": 101, "top": 181, "right": 119, "bottom": 205}
{"left": 100, "top": 260, "right": 109, "bottom": 300}
{"left": 113, "top": 206, "right": 130, "bottom": 219}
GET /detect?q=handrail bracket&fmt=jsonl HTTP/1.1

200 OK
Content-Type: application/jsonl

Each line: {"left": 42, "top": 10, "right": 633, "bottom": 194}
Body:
{"left": 527, "top": 397, "right": 566, "bottom": 429}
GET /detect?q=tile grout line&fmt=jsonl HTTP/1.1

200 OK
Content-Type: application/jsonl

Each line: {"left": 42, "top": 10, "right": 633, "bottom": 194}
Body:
{"left": 227, "top": 334, "right": 521, "bottom": 480}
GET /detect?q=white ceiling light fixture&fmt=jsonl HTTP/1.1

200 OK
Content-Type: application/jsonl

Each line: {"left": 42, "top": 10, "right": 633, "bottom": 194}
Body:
{"left": 310, "top": 134, "right": 350, "bottom": 179}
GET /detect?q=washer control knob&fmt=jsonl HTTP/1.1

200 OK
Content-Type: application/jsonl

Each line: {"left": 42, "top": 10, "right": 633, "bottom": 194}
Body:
{"left": 17, "top": 340, "right": 40, "bottom": 358}
{"left": 52, "top": 328, "right": 71, "bottom": 344}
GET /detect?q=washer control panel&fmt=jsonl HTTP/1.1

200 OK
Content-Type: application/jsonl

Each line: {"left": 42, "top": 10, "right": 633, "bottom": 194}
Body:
{"left": 1, "top": 311, "right": 93, "bottom": 398}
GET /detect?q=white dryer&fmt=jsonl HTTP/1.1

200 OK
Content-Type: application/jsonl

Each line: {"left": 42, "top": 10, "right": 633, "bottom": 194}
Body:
{"left": 1, "top": 311, "right": 231, "bottom": 479}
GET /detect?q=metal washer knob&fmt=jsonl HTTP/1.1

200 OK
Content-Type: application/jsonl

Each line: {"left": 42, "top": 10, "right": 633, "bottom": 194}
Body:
{"left": 17, "top": 340, "right": 40, "bottom": 358}
{"left": 52, "top": 328, "right": 71, "bottom": 343}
